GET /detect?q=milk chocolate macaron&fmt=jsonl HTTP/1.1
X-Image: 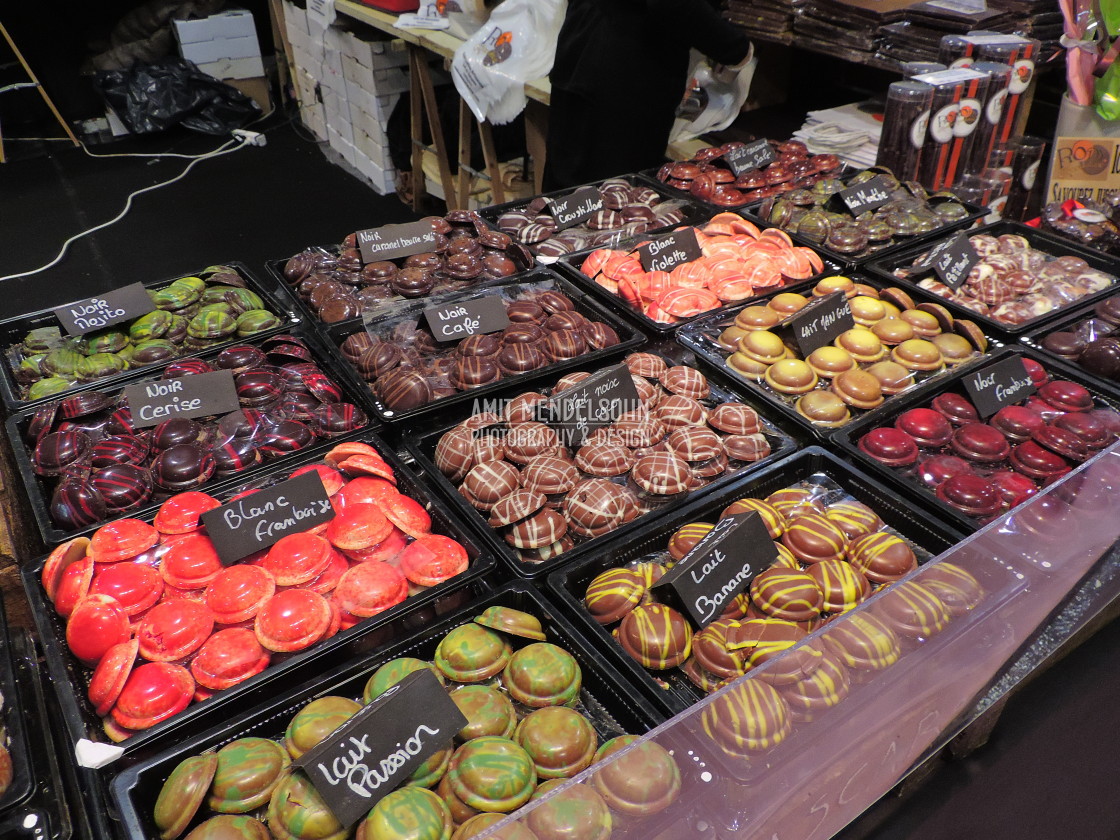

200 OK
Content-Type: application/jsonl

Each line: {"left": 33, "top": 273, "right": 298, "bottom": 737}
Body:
{"left": 832, "top": 369, "right": 884, "bottom": 410}
{"left": 616, "top": 603, "right": 692, "bottom": 669}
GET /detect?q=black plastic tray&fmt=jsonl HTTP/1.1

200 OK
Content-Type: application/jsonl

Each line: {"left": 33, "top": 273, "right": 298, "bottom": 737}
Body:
{"left": 633, "top": 166, "right": 783, "bottom": 212}
{"left": 21, "top": 435, "right": 498, "bottom": 764}
{"left": 5, "top": 327, "right": 379, "bottom": 545}
{"left": 476, "top": 174, "right": 713, "bottom": 263}
{"left": 547, "top": 446, "right": 966, "bottom": 718}
{"left": 830, "top": 345, "right": 1120, "bottom": 535}
{"left": 864, "top": 221, "right": 1120, "bottom": 340}
{"left": 676, "top": 278, "right": 1000, "bottom": 442}
{"left": 552, "top": 223, "right": 837, "bottom": 335}
{"left": 320, "top": 269, "right": 647, "bottom": 426}
{"left": 109, "top": 581, "right": 664, "bottom": 840}
{"left": 406, "top": 346, "right": 804, "bottom": 580}
{"left": 0, "top": 595, "right": 33, "bottom": 817}
{"left": 0, "top": 261, "right": 302, "bottom": 413}
{"left": 1020, "top": 290, "right": 1120, "bottom": 398}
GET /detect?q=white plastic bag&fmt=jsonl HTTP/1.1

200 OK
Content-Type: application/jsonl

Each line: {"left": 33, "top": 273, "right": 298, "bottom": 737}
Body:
{"left": 451, "top": 0, "right": 567, "bottom": 125}
{"left": 669, "top": 48, "right": 757, "bottom": 143}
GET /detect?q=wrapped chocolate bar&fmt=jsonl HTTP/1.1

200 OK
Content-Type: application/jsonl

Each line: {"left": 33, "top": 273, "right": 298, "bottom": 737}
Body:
{"left": 913, "top": 68, "right": 989, "bottom": 191}
{"left": 1004, "top": 137, "right": 1047, "bottom": 222}
{"left": 876, "top": 81, "right": 934, "bottom": 182}
{"left": 901, "top": 62, "right": 946, "bottom": 78}
{"left": 966, "top": 62, "right": 1014, "bottom": 177}
{"left": 937, "top": 31, "right": 1003, "bottom": 69}
{"left": 975, "top": 35, "right": 1041, "bottom": 141}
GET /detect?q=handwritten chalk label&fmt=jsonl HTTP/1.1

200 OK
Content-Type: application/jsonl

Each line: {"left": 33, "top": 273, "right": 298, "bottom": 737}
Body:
{"left": 839, "top": 175, "right": 894, "bottom": 215}
{"left": 424, "top": 295, "right": 510, "bottom": 341}
{"left": 783, "top": 291, "right": 856, "bottom": 356}
{"left": 653, "top": 512, "right": 777, "bottom": 629}
{"left": 924, "top": 231, "right": 979, "bottom": 290}
{"left": 637, "top": 228, "right": 702, "bottom": 273}
{"left": 202, "top": 471, "right": 335, "bottom": 565}
{"left": 123, "top": 370, "right": 239, "bottom": 429}
{"left": 544, "top": 362, "right": 640, "bottom": 448}
{"left": 963, "top": 355, "right": 1036, "bottom": 418}
{"left": 356, "top": 221, "right": 438, "bottom": 263}
{"left": 548, "top": 186, "right": 604, "bottom": 231}
{"left": 54, "top": 283, "right": 156, "bottom": 336}
{"left": 725, "top": 139, "right": 776, "bottom": 176}
{"left": 295, "top": 669, "right": 467, "bottom": 828}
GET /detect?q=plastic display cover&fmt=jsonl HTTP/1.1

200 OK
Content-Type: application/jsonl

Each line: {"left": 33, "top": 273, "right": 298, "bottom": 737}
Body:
{"left": 472, "top": 443, "right": 1120, "bottom": 840}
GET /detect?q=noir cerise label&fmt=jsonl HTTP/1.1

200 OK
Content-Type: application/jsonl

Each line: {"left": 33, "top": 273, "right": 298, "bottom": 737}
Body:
{"left": 202, "top": 471, "right": 335, "bottom": 565}
{"left": 838, "top": 174, "right": 894, "bottom": 215}
{"left": 356, "top": 220, "right": 438, "bottom": 263}
{"left": 53, "top": 282, "right": 156, "bottom": 336}
{"left": 636, "top": 228, "right": 702, "bottom": 273}
{"left": 423, "top": 295, "right": 510, "bottom": 341}
{"left": 123, "top": 370, "right": 240, "bottom": 429}
{"left": 295, "top": 670, "right": 467, "bottom": 827}
{"left": 547, "top": 186, "right": 604, "bottom": 231}
{"left": 544, "top": 362, "right": 640, "bottom": 448}
{"left": 923, "top": 231, "right": 979, "bottom": 291}
{"left": 783, "top": 291, "right": 855, "bottom": 356}
{"left": 964, "top": 355, "right": 1036, "bottom": 418}
{"left": 653, "top": 511, "right": 777, "bottom": 628}
{"left": 725, "top": 139, "right": 776, "bottom": 176}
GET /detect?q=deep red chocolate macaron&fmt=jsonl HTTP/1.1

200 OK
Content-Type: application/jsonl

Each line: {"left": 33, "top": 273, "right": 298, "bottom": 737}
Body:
{"left": 950, "top": 423, "right": 1010, "bottom": 464}
{"left": 894, "top": 408, "right": 952, "bottom": 448}
{"left": 990, "top": 406, "right": 1045, "bottom": 443}
{"left": 930, "top": 393, "right": 979, "bottom": 426}
{"left": 1009, "top": 441, "right": 1072, "bottom": 483}
{"left": 935, "top": 474, "right": 1001, "bottom": 517}
{"left": 858, "top": 428, "right": 919, "bottom": 467}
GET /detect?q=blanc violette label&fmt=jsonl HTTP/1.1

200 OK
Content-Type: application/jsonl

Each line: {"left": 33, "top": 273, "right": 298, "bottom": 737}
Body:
{"left": 202, "top": 471, "right": 335, "bottom": 566}
{"left": 964, "top": 355, "right": 1036, "bottom": 418}
{"left": 356, "top": 221, "right": 438, "bottom": 263}
{"left": 838, "top": 175, "right": 894, "bottom": 215}
{"left": 637, "top": 228, "right": 702, "bottom": 273}
{"left": 123, "top": 370, "right": 240, "bottom": 429}
{"left": 783, "top": 291, "right": 855, "bottom": 356}
{"left": 653, "top": 511, "right": 777, "bottom": 628}
{"left": 725, "top": 139, "right": 776, "bottom": 176}
{"left": 544, "top": 362, "right": 640, "bottom": 448}
{"left": 296, "top": 669, "right": 467, "bottom": 827}
{"left": 54, "top": 282, "right": 156, "bottom": 336}
{"left": 922, "top": 231, "right": 979, "bottom": 291}
{"left": 424, "top": 295, "right": 510, "bottom": 341}
{"left": 548, "top": 186, "right": 604, "bottom": 231}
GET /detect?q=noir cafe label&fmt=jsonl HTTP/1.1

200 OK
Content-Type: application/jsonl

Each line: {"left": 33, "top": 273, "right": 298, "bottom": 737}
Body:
{"left": 838, "top": 175, "right": 894, "bottom": 216}
{"left": 964, "top": 355, "right": 1036, "bottom": 418}
{"left": 544, "top": 363, "right": 640, "bottom": 448}
{"left": 547, "top": 186, "right": 604, "bottom": 231}
{"left": 54, "top": 282, "right": 156, "bottom": 336}
{"left": 356, "top": 220, "right": 438, "bottom": 263}
{"left": 653, "top": 511, "right": 778, "bottom": 628}
{"left": 424, "top": 295, "right": 510, "bottom": 341}
{"left": 783, "top": 291, "right": 855, "bottom": 356}
{"left": 123, "top": 370, "right": 240, "bottom": 429}
{"left": 922, "top": 231, "right": 979, "bottom": 291}
{"left": 296, "top": 669, "right": 468, "bottom": 827}
{"left": 202, "top": 471, "right": 335, "bottom": 566}
{"left": 637, "top": 228, "right": 702, "bottom": 273}
{"left": 725, "top": 139, "right": 776, "bottom": 176}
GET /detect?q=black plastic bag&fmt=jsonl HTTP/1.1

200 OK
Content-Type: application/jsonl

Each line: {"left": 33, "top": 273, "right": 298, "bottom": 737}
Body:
{"left": 94, "top": 58, "right": 261, "bottom": 135}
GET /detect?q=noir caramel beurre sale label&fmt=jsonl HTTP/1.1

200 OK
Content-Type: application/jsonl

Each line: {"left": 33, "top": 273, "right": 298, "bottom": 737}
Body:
{"left": 295, "top": 669, "right": 467, "bottom": 827}
{"left": 123, "top": 370, "right": 240, "bottom": 429}
{"left": 637, "top": 228, "right": 702, "bottom": 273}
{"left": 356, "top": 221, "right": 438, "bottom": 263}
{"left": 423, "top": 295, "right": 510, "bottom": 341}
{"left": 653, "top": 511, "right": 777, "bottom": 628}
{"left": 964, "top": 355, "right": 1036, "bottom": 418}
{"left": 202, "top": 471, "right": 335, "bottom": 565}
{"left": 54, "top": 282, "right": 156, "bottom": 336}
{"left": 547, "top": 186, "right": 604, "bottom": 231}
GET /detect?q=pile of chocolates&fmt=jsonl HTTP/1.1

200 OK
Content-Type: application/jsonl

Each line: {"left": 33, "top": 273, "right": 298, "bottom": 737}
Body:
{"left": 281, "top": 212, "right": 533, "bottom": 324}
{"left": 1036, "top": 296, "right": 1120, "bottom": 383}
{"left": 147, "top": 606, "right": 681, "bottom": 840}
{"left": 694, "top": 277, "right": 988, "bottom": 428}
{"left": 853, "top": 362, "right": 1120, "bottom": 524}
{"left": 433, "top": 353, "right": 784, "bottom": 564}
{"left": 577, "top": 214, "right": 823, "bottom": 325}
{"left": 655, "top": 139, "right": 843, "bottom": 207}
{"left": 339, "top": 286, "right": 623, "bottom": 414}
{"left": 755, "top": 169, "right": 975, "bottom": 259}
{"left": 1040, "top": 199, "right": 1120, "bottom": 256}
{"left": 10, "top": 266, "right": 285, "bottom": 401}
{"left": 492, "top": 178, "right": 689, "bottom": 258}
{"left": 41, "top": 443, "right": 472, "bottom": 741}
{"left": 25, "top": 337, "right": 369, "bottom": 532}
{"left": 582, "top": 478, "right": 953, "bottom": 700}
{"left": 889, "top": 232, "right": 1117, "bottom": 327}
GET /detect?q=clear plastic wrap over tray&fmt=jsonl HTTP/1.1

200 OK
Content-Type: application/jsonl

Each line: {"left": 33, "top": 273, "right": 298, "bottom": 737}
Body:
{"left": 468, "top": 443, "right": 1120, "bottom": 840}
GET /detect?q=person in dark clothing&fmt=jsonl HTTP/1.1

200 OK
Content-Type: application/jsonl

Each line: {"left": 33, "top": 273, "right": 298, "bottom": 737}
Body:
{"left": 543, "top": 0, "right": 753, "bottom": 190}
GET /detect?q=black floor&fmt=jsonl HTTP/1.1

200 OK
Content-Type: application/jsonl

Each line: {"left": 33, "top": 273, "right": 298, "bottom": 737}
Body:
{"left": 3, "top": 115, "right": 1120, "bottom": 840}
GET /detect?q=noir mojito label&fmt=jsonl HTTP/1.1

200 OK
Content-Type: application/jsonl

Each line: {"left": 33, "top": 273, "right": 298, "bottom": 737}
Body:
{"left": 123, "top": 370, "right": 239, "bottom": 429}
{"left": 356, "top": 221, "right": 438, "bottom": 263}
{"left": 54, "top": 283, "right": 156, "bottom": 336}
{"left": 202, "top": 471, "right": 335, "bottom": 565}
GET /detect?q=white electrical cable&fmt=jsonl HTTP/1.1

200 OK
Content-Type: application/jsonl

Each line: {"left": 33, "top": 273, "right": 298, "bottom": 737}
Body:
{"left": 0, "top": 136, "right": 249, "bottom": 282}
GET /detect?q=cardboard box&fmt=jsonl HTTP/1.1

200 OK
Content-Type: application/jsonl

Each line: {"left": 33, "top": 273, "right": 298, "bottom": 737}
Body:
{"left": 224, "top": 76, "right": 272, "bottom": 113}
{"left": 196, "top": 55, "right": 265, "bottom": 80}
{"left": 282, "top": 2, "right": 309, "bottom": 36}
{"left": 354, "top": 153, "right": 397, "bottom": 195}
{"left": 354, "top": 129, "right": 392, "bottom": 165}
{"left": 352, "top": 107, "right": 390, "bottom": 146}
{"left": 371, "top": 66, "right": 409, "bottom": 96}
{"left": 328, "top": 127, "right": 357, "bottom": 166}
{"left": 180, "top": 34, "right": 261, "bottom": 65}
{"left": 342, "top": 52, "right": 375, "bottom": 89}
{"left": 302, "top": 102, "right": 327, "bottom": 140}
{"left": 295, "top": 69, "right": 319, "bottom": 107}
{"left": 173, "top": 9, "right": 256, "bottom": 44}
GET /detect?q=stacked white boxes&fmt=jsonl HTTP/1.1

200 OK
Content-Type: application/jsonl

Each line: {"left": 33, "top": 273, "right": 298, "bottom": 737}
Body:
{"left": 174, "top": 9, "right": 264, "bottom": 80}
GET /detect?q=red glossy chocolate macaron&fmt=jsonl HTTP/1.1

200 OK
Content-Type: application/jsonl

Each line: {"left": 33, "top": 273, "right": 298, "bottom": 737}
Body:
{"left": 935, "top": 474, "right": 1001, "bottom": 518}
{"left": 1037, "top": 380, "right": 1093, "bottom": 413}
{"left": 1009, "top": 441, "right": 1072, "bottom": 483}
{"left": 858, "top": 428, "right": 919, "bottom": 467}
{"left": 137, "top": 599, "right": 215, "bottom": 662}
{"left": 205, "top": 565, "right": 275, "bottom": 625}
{"left": 930, "top": 393, "right": 979, "bottom": 426}
{"left": 950, "top": 423, "right": 1011, "bottom": 464}
{"left": 190, "top": 627, "right": 271, "bottom": 690}
{"left": 988, "top": 470, "right": 1038, "bottom": 508}
{"left": 917, "top": 455, "right": 972, "bottom": 488}
{"left": 399, "top": 535, "right": 469, "bottom": 586}
{"left": 254, "top": 589, "right": 333, "bottom": 652}
{"left": 894, "top": 408, "right": 952, "bottom": 448}
{"left": 1032, "top": 423, "right": 1090, "bottom": 462}
{"left": 990, "top": 406, "right": 1045, "bottom": 443}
